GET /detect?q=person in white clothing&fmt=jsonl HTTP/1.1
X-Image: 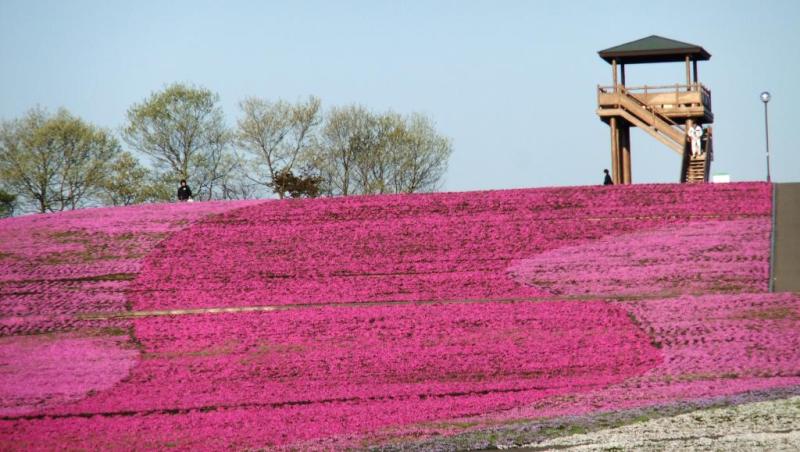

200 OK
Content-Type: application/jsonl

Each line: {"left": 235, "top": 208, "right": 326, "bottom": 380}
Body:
{"left": 689, "top": 124, "right": 703, "bottom": 157}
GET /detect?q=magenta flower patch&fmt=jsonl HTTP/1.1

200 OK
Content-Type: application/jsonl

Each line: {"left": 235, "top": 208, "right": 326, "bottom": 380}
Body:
{"left": 53, "top": 302, "right": 661, "bottom": 416}
{"left": 128, "top": 183, "right": 771, "bottom": 310}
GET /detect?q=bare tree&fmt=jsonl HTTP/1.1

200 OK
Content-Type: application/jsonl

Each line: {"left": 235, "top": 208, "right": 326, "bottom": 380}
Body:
{"left": 0, "top": 107, "right": 120, "bottom": 213}
{"left": 217, "top": 152, "right": 264, "bottom": 200}
{"left": 123, "top": 83, "right": 232, "bottom": 201}
{"left": 314, "top": 106, "right": 452, "bottom": 196}
{"left": 390, "top": 113, "right": 452, "bottom": 193}
{"left": 237, "top": 96, "right": 321, "bottom": 198}
{"left": 315, "top": 105, "right": 375, "bottom": 196}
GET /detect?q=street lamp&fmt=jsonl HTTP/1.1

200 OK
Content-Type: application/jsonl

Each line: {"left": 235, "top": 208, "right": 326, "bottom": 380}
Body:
{"left": 761, "top": 91, "right": 771, "bottom": 183}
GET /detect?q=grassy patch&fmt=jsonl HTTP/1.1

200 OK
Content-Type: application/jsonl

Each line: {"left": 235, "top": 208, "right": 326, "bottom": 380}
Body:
{"left": 1, "top": 273, "right": 138, "bottom": 285}
{"left": 415, "top": 420, "right": 481, "bottom": 430}
{"left": 730, "top": 306, "right": 799, "bottom": 321}
{"left": 48, "top": 230, "right": 88, "bottom": 242}
{"left": 79, "top": 273, "right": 138, "bottom": 282}
{"left": 0, "top": 251, "right": 16, "bottom": 260}
{"left": 539, "top": 423, "right": 589, "bottom": 438}
{"left": 142, "top": 339, "right": 239, "bottom": 360}
{"left": 37, "top": 230, "right": 166, "bottom": 264}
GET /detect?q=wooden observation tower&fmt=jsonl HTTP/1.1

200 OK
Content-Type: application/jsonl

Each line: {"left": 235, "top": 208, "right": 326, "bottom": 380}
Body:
{"left": 596, "top": 35, "right": 714, "bottom": 184}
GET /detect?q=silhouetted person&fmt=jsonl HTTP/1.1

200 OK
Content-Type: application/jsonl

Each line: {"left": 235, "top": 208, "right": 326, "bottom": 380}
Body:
{"left": 177, "top": 179, "right": 193, "bottom": 202}
{"left": 603, "top": 169, "right": 613, "bottom": 186}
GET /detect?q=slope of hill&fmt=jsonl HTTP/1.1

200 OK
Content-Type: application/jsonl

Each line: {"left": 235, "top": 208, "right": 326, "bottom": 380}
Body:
{"left": 1, "top": 182, "right": 797, "bottom": 450}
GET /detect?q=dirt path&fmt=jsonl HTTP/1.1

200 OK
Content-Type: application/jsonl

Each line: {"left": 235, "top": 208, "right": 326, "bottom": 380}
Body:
{"left": 773, "top": 183, "right": 800, "bottom": 292}
{"left": 75, "top": 293, "right": 691, "bottom": 320}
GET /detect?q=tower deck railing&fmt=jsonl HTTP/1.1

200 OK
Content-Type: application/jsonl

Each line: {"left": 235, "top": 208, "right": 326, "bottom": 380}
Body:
{"left": 598, "top": 83, "right": 712, "bottom": 122}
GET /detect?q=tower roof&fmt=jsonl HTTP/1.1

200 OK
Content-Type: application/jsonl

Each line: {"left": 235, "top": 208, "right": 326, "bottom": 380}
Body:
{"left": 598, "top": 35, "right": 711, "bottom": 64}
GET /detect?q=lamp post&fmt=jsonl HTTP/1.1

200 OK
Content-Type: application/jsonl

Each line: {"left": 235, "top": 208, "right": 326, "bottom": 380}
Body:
{"left": 761, "top": 91, "right": 771, "bottom": 183}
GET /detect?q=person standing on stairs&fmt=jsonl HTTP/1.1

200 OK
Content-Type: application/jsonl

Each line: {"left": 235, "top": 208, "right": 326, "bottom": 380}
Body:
{"left": 700, "top": 126, "right": 709, "bottom": 156}
{"left": 689, "top": 124, "right": 703, "bottom": 157}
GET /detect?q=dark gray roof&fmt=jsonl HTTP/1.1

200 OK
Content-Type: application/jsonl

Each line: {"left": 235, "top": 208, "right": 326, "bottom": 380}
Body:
{"left": 599, "top": 35, "right": 711, "bottom": 64}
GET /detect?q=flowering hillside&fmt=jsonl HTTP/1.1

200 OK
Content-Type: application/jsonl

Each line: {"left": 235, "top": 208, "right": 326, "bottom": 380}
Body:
{"left": 1, "top": 182, "right": 798, "bottom": 450}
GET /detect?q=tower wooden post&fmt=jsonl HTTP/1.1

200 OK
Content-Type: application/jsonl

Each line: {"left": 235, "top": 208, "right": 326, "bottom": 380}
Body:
{"left": 621, "top": 125, "right": 631, "bottom": 183}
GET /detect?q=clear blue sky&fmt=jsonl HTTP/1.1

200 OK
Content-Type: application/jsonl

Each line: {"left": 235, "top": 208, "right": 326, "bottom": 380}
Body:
{"left": 1, "top": 0, "right": 798, "bottom": 191}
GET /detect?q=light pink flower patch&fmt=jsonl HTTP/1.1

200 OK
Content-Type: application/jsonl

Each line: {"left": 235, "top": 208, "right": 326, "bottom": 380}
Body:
{"left": 487, "top": 292, "right": 800, "bottom": 423}
{"left": 508, "top": 218, "right": 770, "bottom": 297}
{"left": 0, "top": 333, "right": 138, "bottom": 416}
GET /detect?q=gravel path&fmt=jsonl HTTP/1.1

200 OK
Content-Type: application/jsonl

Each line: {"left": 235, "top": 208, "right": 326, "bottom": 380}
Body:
{"left": 514, "top": 396, "right": 800, "bottom": 451}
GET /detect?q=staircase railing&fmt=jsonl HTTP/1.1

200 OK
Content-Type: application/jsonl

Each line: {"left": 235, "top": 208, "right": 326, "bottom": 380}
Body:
{"left": 613, "top": 85, "right": 686, "bottom": 147}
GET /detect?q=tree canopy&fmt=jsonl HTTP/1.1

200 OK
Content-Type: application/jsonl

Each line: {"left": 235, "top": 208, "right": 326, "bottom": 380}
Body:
{"left": 0, "top": 86, "right": 453, "bottom": 216}
{"left": 316, "top": 107, "right": 452, "bottom": 196}
{"left": 123, "top": 83, "right": 231, "bottom": 201}
{"left": 0, "top": 188, "right": 15, "bottom": 218}
{"left": 0, "top": 107, "right": 120, "bottom": 213}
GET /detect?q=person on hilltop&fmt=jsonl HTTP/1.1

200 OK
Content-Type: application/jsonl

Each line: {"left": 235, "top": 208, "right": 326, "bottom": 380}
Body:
{"left": 603, "top": 169, "right": 613, "bottom": 186}
{"left": 177, "top": 179, "right": 193, "bottom": 202}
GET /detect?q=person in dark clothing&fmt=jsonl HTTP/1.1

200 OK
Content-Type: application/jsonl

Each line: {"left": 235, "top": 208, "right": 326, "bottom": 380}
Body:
{"left": 177, "top": 179, "right": 193, "bottom": 201}
{"left": 603, "top": 169, "right": 613, "bottom": 186}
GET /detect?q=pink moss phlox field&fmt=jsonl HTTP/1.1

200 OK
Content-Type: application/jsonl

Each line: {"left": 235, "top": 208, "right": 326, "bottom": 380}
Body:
{"left": 59, "top": 302, "right": 660, "bottom": 413}
{"left": 5, "top": 292, "right": 800, "bottom": 450}
{"left": 2, "top": 182, "right": 794, "bottom": 451}
{"left": 12, "top": 301, "right": 661, "bottom": 448}
{"left": 130, "top": 183, "right": 771, "bottom": 310}
{"left": 0, "top": 201, "right": 260, "bottom": 416}
{"left": 487, "top": 292, "right": 800, "bottom": 423}
{"left": 0, "top": 200, "right": 260, "bottom": 335}
{"left": 628, "top": 293, "right": 800, "bottom": 378}
{"left": 508, "top": 218, "right": 770, "bottom": 297}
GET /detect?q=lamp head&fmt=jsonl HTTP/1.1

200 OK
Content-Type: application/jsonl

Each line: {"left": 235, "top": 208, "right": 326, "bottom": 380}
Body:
{"left": 761, "top": 91, "right": 771, "bottom": 103}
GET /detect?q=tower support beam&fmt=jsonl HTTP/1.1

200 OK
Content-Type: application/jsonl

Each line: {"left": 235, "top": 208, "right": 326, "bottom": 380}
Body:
{"left": 621, "top": 125, "right": 632, "bottom": 183}
{"left": 610, "top": 117, "right": 620, "bottom": 184}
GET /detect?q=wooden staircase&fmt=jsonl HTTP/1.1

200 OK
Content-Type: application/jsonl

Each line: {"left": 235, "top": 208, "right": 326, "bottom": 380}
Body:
{"left": 681, "top": 128, "right": 713, "bottom": 183}
{"left": 598, "top": 86, "right": 715, "bottom": 183}
{"left": 598, "top": 85, "right": 686, "bottom": 155}
{"left": 618, "top": 86, "right": 686, "bottom": 153}
{"left": 685, "top": 154, "right": 708, "bottom": 183}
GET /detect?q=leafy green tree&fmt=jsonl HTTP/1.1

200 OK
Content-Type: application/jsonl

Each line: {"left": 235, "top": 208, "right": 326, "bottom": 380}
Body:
{"left": 123, "top": 83, "right": 232, "bottom": 200}
{"left": 99, "top": 151, "right": 173, "bottom": 205}
{"left": 0, "top": 188, "right": 16, "bottom": 217}
{"left": 271, "top": 168, "right": 322, "bottom": 199}
{"left": 0, "top": 107, "right": 120, "bottom": 213}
